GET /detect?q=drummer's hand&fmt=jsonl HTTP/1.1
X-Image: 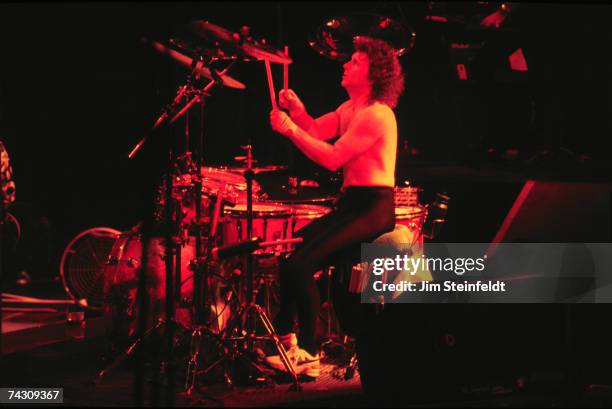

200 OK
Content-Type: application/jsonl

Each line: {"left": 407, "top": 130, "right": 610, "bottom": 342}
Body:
{"left": 270, "top": 109, "right": 297, "bottom": 137}
{"left": 279, "top": 89, "right": 306, "bottom": 116}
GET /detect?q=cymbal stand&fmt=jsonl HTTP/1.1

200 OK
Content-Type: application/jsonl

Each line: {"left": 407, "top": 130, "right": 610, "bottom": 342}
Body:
{"left": 177, "top": 58, "right": 255, "bottom": 397}
{"left": 222, "top": 145, "right": 301, "bottom": 391}
{"left": 100, "top": 121, "right": 196, "bottom": 387}
{"left": 122, "top": 57, "right": 234, "bottom": 402}
{"left": 128, "top": 58, "right": 235, "bottom": 159}
{"left": 176, "top": 62, "right": 238, "bottom": 396}
{"left": 183, "top": 147, "right": 300, "bottom": 392}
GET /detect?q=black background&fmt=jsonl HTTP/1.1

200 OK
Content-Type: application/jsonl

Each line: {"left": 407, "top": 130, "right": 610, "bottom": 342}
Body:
{"left": 1, "top": 2, "right": 611, "bottom": 278}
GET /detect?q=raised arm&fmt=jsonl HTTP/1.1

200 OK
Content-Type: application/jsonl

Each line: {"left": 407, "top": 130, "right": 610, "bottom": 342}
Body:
{"left": 270, "top": 105, "right": 391, "bottom": 172}
{"left": 279, "top": 89, "right": 339, "bottom": 141}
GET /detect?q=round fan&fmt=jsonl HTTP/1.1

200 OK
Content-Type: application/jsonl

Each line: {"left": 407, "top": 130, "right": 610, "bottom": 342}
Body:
{"left": 60, "top": 227, "right": 121, "bottom": 310}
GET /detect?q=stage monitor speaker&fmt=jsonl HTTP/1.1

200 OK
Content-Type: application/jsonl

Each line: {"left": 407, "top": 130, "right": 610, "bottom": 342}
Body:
{"left": 491, "top": 180, "right": 612, "bottom": 243}
{"left": 356, "top": 181, "right": 612, "bottom": 405}
{"left": 488, "top": 180, "right": 612, "bottom": 387}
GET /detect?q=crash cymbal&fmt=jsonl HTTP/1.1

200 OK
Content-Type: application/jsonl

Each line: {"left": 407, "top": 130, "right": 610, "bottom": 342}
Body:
{"left": 144, "top": 38, "right": 246, "bottom": 89}
{"left": 308, "top": 13, "right": 415, "bottom": 62}
{"left": 189, "top": 20, "right": 292, "bottom": 65}
{"left": 167, "top": 36, "right": 238, "bottom": 62}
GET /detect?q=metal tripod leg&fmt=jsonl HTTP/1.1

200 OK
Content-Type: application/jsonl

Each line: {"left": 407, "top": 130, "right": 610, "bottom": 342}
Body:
{"left": 344, "top": 352, "right": 358, "bottom": 380}
{"left": 181, "top": 330, "right": 226, "bottom": 406}
{"left": 248, "top": 303, "right": 301, "bottom": 391}
{"left": 98, "top": 318, "right": 166, "bottom": 380}
{"left": 184, "top": 325, "right": 234, "bottom": 395}
{"left": 184, "top": 326, "right": 202, "bottom": 394}
{"left": 319, "top": 267, "right": 347, "bottom": 353}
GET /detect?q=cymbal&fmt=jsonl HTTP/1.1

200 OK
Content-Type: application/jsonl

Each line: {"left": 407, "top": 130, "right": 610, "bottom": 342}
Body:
{"left": 200, "top": 166, "right": 262, "bottom": 194}
{"left": 262, "top": 184, "right": 337, "bottom": 205}
{"left": 226, "top": 165, "right": 288, "bottom": 175}
{"left": 167, "top": 36, "right": 238, "bottom": 62}
{"left": 308, "top": 13, "right": 415, "bottom": 62}
{"left": 189, "top": 20, "right": 292, "bottom": 65}
{"left": 144, "top": 38, "right": 246, "bottom": 89}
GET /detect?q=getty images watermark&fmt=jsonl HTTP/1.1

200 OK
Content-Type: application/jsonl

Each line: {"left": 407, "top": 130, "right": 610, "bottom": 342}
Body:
{"left": 355, "top": 243, "right": 612, "bottom": 303}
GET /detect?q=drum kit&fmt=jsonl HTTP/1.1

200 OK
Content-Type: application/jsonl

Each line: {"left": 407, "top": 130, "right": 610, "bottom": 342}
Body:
{"left": 67, "top": 15, "right": 430, "bottom": 392}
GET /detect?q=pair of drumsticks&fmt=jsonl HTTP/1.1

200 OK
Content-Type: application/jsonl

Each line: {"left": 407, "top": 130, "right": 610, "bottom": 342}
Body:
{"left": 264, "top": 46, "right": 289, "bottom": 110}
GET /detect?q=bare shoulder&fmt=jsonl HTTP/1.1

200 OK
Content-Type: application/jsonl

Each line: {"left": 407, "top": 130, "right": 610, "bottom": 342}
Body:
{"left": 364, "top": 102, "right": 394, "bottom": 116}
{"left": 357, "top": 103, "right": 396, "bottom": 126}
{"left": 336, "top": 100, "right": 352, "bottom": 114}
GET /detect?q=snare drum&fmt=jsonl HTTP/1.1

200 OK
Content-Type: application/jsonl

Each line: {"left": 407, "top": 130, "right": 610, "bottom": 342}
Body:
{"left": 222, "top": 202, "right": 293, "bottom": 253}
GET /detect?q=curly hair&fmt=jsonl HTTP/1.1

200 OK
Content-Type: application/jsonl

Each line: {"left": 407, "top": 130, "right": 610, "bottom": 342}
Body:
{"left": 354, "top": 36, "right": 405, "bottom": 109}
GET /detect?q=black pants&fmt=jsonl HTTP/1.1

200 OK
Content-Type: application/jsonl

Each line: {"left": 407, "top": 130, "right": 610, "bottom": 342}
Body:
{"left": 274, "top": 187, "right": 395, "bottom": 355}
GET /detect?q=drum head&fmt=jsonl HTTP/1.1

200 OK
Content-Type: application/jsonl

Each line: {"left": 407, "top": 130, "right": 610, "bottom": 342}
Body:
{"left": 290, "top": 203, "right": 332, "bottom": 218}
{"left": 395, "top": 205, "right": 425, "bottom": 219}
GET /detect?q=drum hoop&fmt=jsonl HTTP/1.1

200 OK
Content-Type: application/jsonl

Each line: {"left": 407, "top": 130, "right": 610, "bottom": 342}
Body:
{"left": 225, "top": 204, "right": 292, "bottom": 217}
{"left": 395, "top": 205, "right": 425, "bottom": 219}
{"left": 292, "top": 207, "right": 331, "bottom": 217}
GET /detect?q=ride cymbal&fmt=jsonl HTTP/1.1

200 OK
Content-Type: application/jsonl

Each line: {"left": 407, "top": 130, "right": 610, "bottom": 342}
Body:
{"left": 144, "top": 38, "right": 246, "bottom": 89}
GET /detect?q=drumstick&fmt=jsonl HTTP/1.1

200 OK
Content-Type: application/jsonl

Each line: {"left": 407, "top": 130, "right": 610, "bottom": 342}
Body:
{"left": 264, "top": 58, "right": 277, "bottom": 110}
{"left": 260, "top": 237, "right": 303, "bottom": 248}
{"left": 210, "top": 187, "right": 224, "bottom": 238}
{"left": 283, "top": 46, "right": 289, "bottom": 92}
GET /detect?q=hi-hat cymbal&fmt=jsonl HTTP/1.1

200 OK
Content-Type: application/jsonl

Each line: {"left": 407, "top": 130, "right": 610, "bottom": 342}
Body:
{"left": 144, "top": 38, "right": 246, "bottom": 89}
{"left": 189, "top": 20, "right": 292, "bottom": 65}
{"left": 308, "top": 13, "right": 415, "bottom": 62}
{"left": 226, "top": 165, "right": 288, "bottom": 175}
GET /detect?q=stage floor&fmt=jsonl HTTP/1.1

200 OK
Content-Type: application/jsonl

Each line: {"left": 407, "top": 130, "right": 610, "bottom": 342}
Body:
{"left": 2, "top": 305, "right": 612, "bottom": 407}
{"left": 1, "top": 309, "right": 367, "bottom": 407}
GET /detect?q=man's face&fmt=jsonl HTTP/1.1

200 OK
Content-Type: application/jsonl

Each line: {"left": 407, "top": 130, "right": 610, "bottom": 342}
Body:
{"left": 341, "top": 51, "right": 370, "bottom": 90}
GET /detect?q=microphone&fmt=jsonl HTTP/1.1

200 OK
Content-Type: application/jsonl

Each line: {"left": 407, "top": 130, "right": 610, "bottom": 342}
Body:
{"left": 212, "top": 237, "right": 262, "bottom": 260}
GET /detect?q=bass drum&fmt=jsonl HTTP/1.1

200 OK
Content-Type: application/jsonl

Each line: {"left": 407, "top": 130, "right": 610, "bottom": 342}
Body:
{"left": 103, "top": 230, "right": 197, "bottom": 339}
